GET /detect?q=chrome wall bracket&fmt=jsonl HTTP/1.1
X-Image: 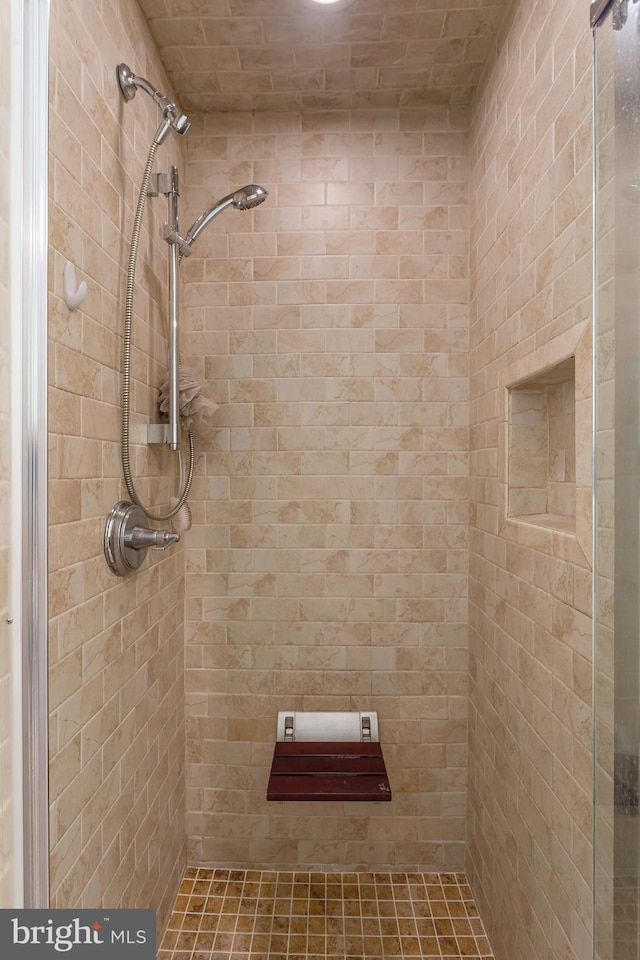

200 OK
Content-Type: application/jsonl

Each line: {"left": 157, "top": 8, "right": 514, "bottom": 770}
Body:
{"left": 104, "top": 500, "right": 180, "bottom": 576}
{"left": 117, "top": 62, "right": 137, "bottom": 101}
{"left": 147, "top": 423, "right": 171, "bottom": 444}
{"left": 148, "top": 171, "right": 172, "bottom": 197}
{"left": 276, "top": 711, "right": 380, "bottom": 743}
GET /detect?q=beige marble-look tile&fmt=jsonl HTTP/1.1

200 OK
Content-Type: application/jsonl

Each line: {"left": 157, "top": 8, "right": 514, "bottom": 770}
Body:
{"left": 49, "top": 14, "right": 596, "bottom": 960}
{"left": 467, "top": 3, "right": 594, "bottom": 960}
{"left": 48, "top": 0, "right": 187, "bottom": 930}
{"left": 180, "top": 104, "right": 472, "bottom": 875}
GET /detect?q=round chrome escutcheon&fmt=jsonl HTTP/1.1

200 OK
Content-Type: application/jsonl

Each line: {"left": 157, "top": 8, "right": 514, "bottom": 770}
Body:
{"left": 104, "top": 500, "right": 148, "bottom": 576}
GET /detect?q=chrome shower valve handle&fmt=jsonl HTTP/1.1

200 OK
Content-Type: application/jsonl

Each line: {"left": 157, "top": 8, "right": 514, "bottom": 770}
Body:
{"left": 126, "top": 526, "right": 180, "bottom": 550}
{"left": 104, "top": 501, "right": 180, "bottom": 577}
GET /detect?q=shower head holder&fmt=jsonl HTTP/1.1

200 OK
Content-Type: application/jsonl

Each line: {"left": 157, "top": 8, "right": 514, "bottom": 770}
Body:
{"left": 117, "top": 63, "right": 190, "bottom": 140}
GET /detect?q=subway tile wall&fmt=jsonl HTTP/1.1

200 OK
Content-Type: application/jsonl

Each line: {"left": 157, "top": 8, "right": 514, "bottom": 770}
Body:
{"left": 48, "top": 0, "right": 186, "bottom": 926}
{"left": 467, "top": 0, "right": 593, "bottom": 958}
{"left": 182, "top": 105, "right": 471, "bottom": 870}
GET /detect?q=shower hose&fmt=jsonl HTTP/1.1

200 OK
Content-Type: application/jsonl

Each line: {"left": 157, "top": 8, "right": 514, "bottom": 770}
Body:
{"left": 121, "top": 137, "right": 195, "bottom": 522}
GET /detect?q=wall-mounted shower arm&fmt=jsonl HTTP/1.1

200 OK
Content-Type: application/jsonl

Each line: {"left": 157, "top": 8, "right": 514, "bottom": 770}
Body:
{"left": 117, "top": 63, "right": 190, "bottom": 141}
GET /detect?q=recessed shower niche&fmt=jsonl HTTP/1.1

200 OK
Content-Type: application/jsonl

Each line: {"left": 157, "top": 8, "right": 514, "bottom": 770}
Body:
{"left": 497, "top": 322, "right": 591, "bottom": 567}
{"left": 507, "top": 356, "right": 576, "bottom": 533}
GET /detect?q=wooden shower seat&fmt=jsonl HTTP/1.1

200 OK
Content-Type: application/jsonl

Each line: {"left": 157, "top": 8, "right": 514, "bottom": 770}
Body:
{"left": 267, "top": 740, "right": 392, "bottom": 802}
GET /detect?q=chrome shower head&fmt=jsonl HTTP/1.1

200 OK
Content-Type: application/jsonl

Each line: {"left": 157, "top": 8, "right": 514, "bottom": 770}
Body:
{"left": 233, "top": 184, "right": 269, "bottom": 210}
{"left": 117, "top": 63, "right": 190, "bottom": 143}
{"left": 184, "top": 184, "right": 269, "bottom": 247}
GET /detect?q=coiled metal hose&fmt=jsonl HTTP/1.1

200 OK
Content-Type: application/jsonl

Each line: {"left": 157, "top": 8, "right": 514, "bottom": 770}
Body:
{"left": 121, "top": 138, "right": 195, "bottom": 522}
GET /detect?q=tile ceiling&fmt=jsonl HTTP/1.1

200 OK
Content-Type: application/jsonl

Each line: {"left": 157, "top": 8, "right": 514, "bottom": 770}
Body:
{"left": 138, "top": 0, "right": 512, "bottom": 113}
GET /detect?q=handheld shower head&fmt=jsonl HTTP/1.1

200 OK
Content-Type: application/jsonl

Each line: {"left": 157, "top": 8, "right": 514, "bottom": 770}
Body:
{"left": 184, "top": 185, "right": 269, "bottom": 247}
{"left": 117, "top": 63, "right": 190, "bottom": 143}
{"left": 233, "top": 184, "right": 269, "bottom": 210}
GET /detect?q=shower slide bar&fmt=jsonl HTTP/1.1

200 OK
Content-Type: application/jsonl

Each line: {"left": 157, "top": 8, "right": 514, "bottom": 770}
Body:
{"left": 149, "top": 167, "right": 182, "bottom": 450}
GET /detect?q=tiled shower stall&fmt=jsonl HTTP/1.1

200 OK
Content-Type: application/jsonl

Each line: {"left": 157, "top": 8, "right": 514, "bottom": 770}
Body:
{"left": 46, "top": 0, "right": 593, "bottom": 959}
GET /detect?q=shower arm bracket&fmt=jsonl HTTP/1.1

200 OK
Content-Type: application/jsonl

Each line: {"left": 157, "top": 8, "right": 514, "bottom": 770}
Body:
{"left": 148, "top": 173, "right": 193, "bottom": 257}
{"left": 148, "top": 171, "right": 172, "bottom": 197}
{"left": 147, "top": 423, "right": 171, "bottom": 445}
{"left": 161, "top": 224, "right": 192, "bottom": 258}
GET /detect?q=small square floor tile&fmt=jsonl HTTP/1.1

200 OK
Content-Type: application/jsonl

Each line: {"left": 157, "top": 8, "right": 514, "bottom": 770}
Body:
{"left": 159, "top": 868, "right": 495, "bottom": 959}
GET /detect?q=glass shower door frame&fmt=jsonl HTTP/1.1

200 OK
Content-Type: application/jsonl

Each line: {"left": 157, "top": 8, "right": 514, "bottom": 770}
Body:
{"left": 593, "top": 0, "right": 640, "bottom": 956}
{"left": 12, "top": 0, "right": 50, "bottom": 908}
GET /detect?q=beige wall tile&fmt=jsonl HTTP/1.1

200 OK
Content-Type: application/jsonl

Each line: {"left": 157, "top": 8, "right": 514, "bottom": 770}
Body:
{"left": 48, "top": 0, "right": 186, "bottom": 930}
{"left": 47, "top": 4, "right": 595, "bottom": 954}
{"left": 183, "top": 104, "right": 469, "bottom": 871}
{"left": 467, "top": 1, "right": 593, "bottom": 959}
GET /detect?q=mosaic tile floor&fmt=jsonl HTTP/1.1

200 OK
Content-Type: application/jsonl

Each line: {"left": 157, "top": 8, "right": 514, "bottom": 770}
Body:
{"left": 158, "top": 868, "right": 494, "bottom": 959}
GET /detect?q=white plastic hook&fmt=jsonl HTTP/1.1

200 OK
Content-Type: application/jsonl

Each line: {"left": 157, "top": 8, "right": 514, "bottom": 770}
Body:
{"left": 63, "top": 260, "right": 87, "bottom": 311}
